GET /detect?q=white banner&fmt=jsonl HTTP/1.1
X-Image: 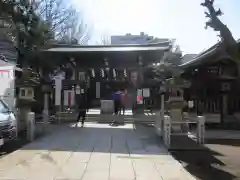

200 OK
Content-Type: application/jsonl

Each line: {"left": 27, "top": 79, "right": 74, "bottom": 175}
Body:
{"left": 143, "top": 88, "right": 150, "bottom": 97}
{"left": 55, "top": 79, "right": 62, "bottom": 105}
{"left": 137, "top": 89, "right": 142, "bottom": 97}
{"left": 64, "top": 90, "right": 75, "bottom": 106}
{"left": 75, "top": 85, "right": 81, "bottom": 94}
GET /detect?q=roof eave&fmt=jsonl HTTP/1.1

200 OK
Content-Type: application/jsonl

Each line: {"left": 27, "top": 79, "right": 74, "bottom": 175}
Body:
{"left": 179, "top": 47, "right": 219, "bottom": 69}
{"left": 180, "top": 40, "right": 240, "bottom": 69}
{"left": 41, "top": 44, "right": 171, "bottom": 53}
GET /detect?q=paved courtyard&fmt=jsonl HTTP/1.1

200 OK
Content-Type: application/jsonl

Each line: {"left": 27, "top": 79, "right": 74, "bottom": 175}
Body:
{"left": 0, "top": 123, "right": 196, "bottom": 180}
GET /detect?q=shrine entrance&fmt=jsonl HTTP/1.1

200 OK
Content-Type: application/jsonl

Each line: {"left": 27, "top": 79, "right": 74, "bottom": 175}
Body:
{"left": 40, "top": 43, "right": 171, "bottom": 122}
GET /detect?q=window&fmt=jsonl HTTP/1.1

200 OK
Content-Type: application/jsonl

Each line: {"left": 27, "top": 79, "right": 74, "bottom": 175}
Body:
{"left": 27, "top": 89, "right": 33, "bottom": 96}
{"left": 20, "top": 89, "right": 26, "bottom": 96}
{"left": 71, "top": 71, "right": 75, "bottom": 80}
{"left": 79, "top": 72, "right": 85, "bottom": 81}
{"left": 0, "top": 100, "right": 9, "bottom": 113}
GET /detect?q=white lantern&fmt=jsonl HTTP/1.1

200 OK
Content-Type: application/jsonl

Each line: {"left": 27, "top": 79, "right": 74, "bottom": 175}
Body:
{"left": 113, "top": 69, "right": 116, "bottom": 78}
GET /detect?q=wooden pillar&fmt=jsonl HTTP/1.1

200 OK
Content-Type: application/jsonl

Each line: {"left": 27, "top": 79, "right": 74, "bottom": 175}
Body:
{"left": 43, "top": 93, "right": 49, "bottom": 131}
{"left": 222, "top": 94, "right": 228, "bottom": 121}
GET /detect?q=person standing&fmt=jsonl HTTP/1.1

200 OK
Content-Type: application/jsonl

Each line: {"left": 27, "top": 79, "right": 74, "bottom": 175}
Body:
{"left": 76, "top": 95, "right": 87, "bottom": 127}
{"left": 111, "top": 90, "right": 121, "bottom": 125}
{"left": 121, "top": 90, "right": 127, "bottom": 115}
{"left": 112, "top": 90, "right": 121, "bottom": 115}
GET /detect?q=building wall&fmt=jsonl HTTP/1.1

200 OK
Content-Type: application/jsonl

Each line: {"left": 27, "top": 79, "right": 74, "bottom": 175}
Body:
{"left": 111, "top": 32, "right": 163, "bottom": 45}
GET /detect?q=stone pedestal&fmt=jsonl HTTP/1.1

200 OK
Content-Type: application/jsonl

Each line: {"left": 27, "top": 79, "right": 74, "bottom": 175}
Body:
{"left": 170, "top": 109, "right": 182, "bottom": 132}
{"left": 101, "top": 100, "right": 114, "bottom": 114}
{"left": 17, "top": 107, "right": 31, "bottom": 132}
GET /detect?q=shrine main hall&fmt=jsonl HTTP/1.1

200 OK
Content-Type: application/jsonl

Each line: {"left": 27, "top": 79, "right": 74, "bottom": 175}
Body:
{"left": 39, "top": 42, "right": 172, "bottom": 110}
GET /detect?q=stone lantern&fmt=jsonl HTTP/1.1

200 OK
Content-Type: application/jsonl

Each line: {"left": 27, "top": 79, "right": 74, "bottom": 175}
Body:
{"left": 16, "top": 81, "right": 37, "bottom": 132}
{"left": 165, "top": 77, "right": 191, "bottom": 132}
{"left": 19, "top": 86, "right": 34, "bottom": 100}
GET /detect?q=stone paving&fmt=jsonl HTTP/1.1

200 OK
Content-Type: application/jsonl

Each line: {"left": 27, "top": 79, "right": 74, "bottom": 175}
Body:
{"left": 0, "top": 123, "right": 196, "bottom": 180}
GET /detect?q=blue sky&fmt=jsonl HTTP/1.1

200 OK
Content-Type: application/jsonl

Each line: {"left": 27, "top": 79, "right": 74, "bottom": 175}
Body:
{"left": 72, "top": 0, "right": 240, "bottom": 54}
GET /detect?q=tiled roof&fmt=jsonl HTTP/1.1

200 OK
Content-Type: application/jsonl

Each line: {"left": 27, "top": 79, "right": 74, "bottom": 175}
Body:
{"left": 180, "top": 39, "right": 240, "bottom": 68}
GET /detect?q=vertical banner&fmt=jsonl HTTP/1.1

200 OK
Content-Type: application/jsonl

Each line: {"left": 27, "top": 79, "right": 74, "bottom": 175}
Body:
{"left": 137, "top": 89, "right": 143, "bottom": 104}
{"left": 55, "top": 79, "right": 62, "bottom": 106}
{"left": 143, "top": 88, "right": 150, "bottom": 97}
{"left": 68, "top": 91, "right": 71, "bottom": 106}
{"left": 86, "top": 76, "right": 90, "bottom": 88}
{"left": 64, "top": 90, "right": 74, "bottom": 106}
{"left": 64, "top": 90, "right": 69, "bottom": 106}
{"left": 75, "top": 85, "right": 81, "bottom": 94}
{"left": 71, "top": 87, "right": 75, "bottom": 106}
{"left": 96, "top": 82, "right": 100, "bottom": 98}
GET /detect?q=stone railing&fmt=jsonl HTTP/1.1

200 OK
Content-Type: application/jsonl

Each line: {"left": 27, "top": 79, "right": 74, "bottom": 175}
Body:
{"left": 156, "top": 114, "right": 205, "bottom": 149}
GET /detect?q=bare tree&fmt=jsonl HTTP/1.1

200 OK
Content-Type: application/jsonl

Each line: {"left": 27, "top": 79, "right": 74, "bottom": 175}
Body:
{"left": 32, "top": 0, "right": 77, "bottom": 39}
{"left": 201, "top": 0, "right": 239, "bottom": 63}
{"left": 57, "top": 15, "right": 93, "bottom": 45}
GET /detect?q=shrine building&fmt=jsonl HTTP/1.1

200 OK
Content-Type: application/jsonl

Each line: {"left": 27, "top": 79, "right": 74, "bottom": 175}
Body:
{"left": 39, "top": 42, "right": 172, "bottom": 111}
{"left": 180, "top": 40, "right": 240, "bottom": 124}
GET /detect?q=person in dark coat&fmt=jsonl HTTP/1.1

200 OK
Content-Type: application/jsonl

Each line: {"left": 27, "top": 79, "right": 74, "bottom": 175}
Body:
{"left": 76, "top": 95, "right": 87, "bottom": 127}
{"left": 85, "top": 88, "right": 91, "bottom": 112}
{"left": 112, "top": 90, "right": 121, "bottom": 115}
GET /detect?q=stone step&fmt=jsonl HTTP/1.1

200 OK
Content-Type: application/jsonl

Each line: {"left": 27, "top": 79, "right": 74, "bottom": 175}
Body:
{"left": 55, "top": 114, "right": 156, "bottom": 124}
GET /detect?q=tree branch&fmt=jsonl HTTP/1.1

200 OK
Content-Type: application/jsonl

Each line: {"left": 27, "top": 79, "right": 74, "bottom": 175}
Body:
{"left": 201, "top": 0, "right": 239, "bottom": 64}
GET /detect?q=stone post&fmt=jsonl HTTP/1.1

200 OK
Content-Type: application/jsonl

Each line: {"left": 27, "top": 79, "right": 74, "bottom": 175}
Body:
{"left": 54, "top": 78, "right": 62, "bottom": 124}
{"left": 27, "top": 112, "right": 35, "bottom": 141}
{"left": 160, "top": 94, "right": 165, "bottom": 136}
{"left": 43, "top": 93, "right": 49, "bottom": 132}
{"left": 155, "top": 94, "right": 164, "bottom": 136}
{"left": 163, "top": 115, "right": 171, "bottom": 148}
{"left": 197, "top": 116, "right": 205, "bottom": 144}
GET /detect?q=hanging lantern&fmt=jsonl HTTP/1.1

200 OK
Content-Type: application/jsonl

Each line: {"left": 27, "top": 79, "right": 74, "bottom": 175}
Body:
{"left": 100, "top": 68, "right": 105, "bottom": 77}
{"left": 113, "top": 68, "right": 116, "bottom": 78}
{"left": 124, "top": 69, "right": 127, "bottom": 77}
{"left": 91, "top": 68, "right": 95, "bottom": 77}
{"left": 104, "top": 58, "right": 109, "bottom": 66}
